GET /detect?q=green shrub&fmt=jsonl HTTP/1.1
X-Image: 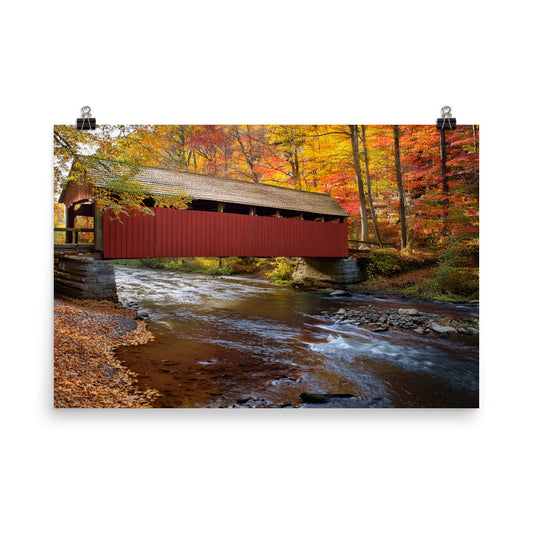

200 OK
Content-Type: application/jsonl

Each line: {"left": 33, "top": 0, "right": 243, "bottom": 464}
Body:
{"left": 431, "top": 239, "right": 479, "bottom": 298}
{"left": 433, "top": 265, "right": 479, "bottom": 298}
{"left": 164, "top": 257, "right": 235, "bottom": 275}
{"left": 366, "top": 250, "right": 404, "bottom": 278}
{"left": 440, "top": 241, "right": 479, "bottom": 268}
{"left": 139, "top": 258, "right": 165, "bottom": 269}
{"left": 267, "top": 258, "right": 295, "bottom": 283}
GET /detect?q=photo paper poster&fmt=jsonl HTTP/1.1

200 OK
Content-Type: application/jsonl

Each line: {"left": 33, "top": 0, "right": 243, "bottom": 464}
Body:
{"left": 53, "top": 124, "right": 479, "bottom": 408}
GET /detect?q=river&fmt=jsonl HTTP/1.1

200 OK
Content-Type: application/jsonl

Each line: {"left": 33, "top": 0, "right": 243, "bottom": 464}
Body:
{"left": 114, "top": 264, "right": 479, "bottom": 408}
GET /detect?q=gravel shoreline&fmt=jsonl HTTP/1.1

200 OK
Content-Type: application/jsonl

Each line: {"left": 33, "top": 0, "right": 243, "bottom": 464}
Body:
{"left": 54, "top": 296, "right": 160, "bottom": 408}
{"left": 323, "top": 304, "right": 479, "bottom": 335}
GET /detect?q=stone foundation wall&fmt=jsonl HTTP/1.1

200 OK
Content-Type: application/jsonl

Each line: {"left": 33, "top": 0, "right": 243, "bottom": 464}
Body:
{"left": 292, "top": 257, "right": 361, "bottom": 287}
{"left": 54, "top": 256, "right": 117, "bottom": 301}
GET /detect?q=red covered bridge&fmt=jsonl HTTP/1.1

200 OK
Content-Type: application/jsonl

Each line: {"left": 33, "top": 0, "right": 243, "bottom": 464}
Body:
{"left": 58, "top": 160, "right": 350, "bottom": 259}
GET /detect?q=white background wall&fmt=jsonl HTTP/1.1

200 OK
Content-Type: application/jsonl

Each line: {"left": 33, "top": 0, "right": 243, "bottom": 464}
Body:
{"left": 1, "top": 1, "right": 531, "bottom": 532}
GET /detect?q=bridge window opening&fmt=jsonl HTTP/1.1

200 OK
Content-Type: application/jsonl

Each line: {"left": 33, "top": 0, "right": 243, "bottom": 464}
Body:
{"left": 223, "top": 203, "right": 252, "bottom": 215}
{"left": 188, "top": 199, "right": 220, "bottom": 212}
{"left": 278, "top": 209, "right": 301, "bottom": 219}
{"left": 323, "top": 216, "right": 343, "bottom": 223}
{"left": 62, "top": 201, "right": 95, "bottom": 244}
{"left": 254, "top": 206, "right": 277, "bottom": 218}
{"left": 300, "top": 212, "right": 320, "bottom": 221}
{"left": 73, "top": 216, "right": 94, "bottom": 243}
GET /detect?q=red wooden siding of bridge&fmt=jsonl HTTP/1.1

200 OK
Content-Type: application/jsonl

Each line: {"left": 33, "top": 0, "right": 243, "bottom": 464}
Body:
{"left": 103, "top": 208, "right": 348, "bottom": 258}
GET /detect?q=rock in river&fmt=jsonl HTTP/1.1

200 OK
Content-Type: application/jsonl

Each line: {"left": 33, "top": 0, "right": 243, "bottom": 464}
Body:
{"left": 330, "top": 289, "right": 350, "bottom": 297}
{"left": 300, "top": 393, "right": 330, "bottom": 404}
{"left": 430, "top": 323, "right": 457, "bottom": 334}
{"left": 398, "top": 308, "right": 419, "bottom": 316}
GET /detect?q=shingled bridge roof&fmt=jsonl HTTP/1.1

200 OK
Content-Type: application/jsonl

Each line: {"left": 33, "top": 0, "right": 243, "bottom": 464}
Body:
{"left": 61, "top": 159, "right": 349, "bottom": 218}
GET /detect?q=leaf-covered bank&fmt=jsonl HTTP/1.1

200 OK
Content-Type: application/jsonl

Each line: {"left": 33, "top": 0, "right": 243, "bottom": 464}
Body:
{"left": 351, "top": 246, "right": 479, "bottom": 302}
{"left": 54, "top": 296, "right": 160, "bottom": 408}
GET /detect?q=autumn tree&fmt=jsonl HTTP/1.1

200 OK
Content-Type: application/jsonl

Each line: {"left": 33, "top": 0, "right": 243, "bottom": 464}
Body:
{"left": 224, "top": 125, "right": 268, "bottom": 183}
{"left": 348, "top": 125, "right": 369, "bottom": 244}
{"left": 187, "top": 125, "right": 231, "bottom": 174}
{"left": 109, "top": 125, "right": 196, "bottom": 171}
{"left": 399, "top": 125, "right": 479, "bottom": 245}
{"left": 264, "top": 125, "right": 309, "bottom": 188}
{"left": 361, "top": 125, "right": 382, "bottom": 246}
{"left": 393, "top": 125, "right": 408, "bottom": 249}
{"left": 54, "top": 126, "right": 189, "bottom": 219}
{"left": 54, "top": 125, "right": 123, "bottom": 195}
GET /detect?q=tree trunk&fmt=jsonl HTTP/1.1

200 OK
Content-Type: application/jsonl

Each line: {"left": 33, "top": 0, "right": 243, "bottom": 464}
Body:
{"left": 293, "top": 148, "right": 301, "bottom": 189}
{"left": 393, "top": 125, "right": 408, "bottom": 250}
{"left": 439, "top": 128, "right": 449, "bottom": 195}
{"left": 348, "top": 125, "right": 369, "bottom": 245}
{"left": 439, "top": 128, "right": 450, "bottom": 228}
{"left": 361, "top": 125, "right": 382, "bottom": 247}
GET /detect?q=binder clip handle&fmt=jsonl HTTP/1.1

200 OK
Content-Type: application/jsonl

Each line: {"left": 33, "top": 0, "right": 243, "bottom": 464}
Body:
{"left": 436, "top": 106, "right": 456, "bottom": 130}
{"left": 77, "top": 106, "right": 96, "bottom": 130}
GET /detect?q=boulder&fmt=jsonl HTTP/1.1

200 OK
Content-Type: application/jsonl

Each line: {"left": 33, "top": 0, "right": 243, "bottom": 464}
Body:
{"left": 300, "top": 393, "right": 330, "bottom": 404}
{"left": 398, "top": 308, "right": 419, "bottom": 316}
{"left": 430, "top": 323, "right": 457, "bottom": 334}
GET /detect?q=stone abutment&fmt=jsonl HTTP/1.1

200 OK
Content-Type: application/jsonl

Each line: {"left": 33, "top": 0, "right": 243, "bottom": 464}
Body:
{"left": 54, "top": 255, "right": 117, "bottom": 301}
{"left": 292, "top": 257, "right": 361, "bottom": 287}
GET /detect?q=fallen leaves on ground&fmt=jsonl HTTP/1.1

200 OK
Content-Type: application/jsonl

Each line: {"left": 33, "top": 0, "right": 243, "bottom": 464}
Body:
{"left": 375, "top": 266, "right": 438, "bottom": 289}
{"left": 54, "top": 296, "right": 160, "bottom": 408}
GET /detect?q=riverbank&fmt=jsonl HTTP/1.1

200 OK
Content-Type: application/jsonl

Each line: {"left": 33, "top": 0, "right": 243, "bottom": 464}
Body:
{"left": 346, "top": 265, "right": 479, "bottom": 303}
{"left": 348, "top": 246, "right": 479, "bottom": 302}
{"left": 54, "top": 296, "right": 160, "bottom": 408}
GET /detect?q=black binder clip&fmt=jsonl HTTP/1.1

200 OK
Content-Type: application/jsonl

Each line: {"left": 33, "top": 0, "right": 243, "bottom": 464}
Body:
{"left": 77, "top": 106, "right": 96, "bottom": 130}
{"left": 436, "top": 106, "right": 456, "bottom": 130}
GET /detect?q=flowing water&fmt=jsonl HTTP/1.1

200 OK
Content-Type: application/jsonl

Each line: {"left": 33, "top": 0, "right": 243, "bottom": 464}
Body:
{"left": 114, "top": 264, "right": 479, "bottom": 408}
